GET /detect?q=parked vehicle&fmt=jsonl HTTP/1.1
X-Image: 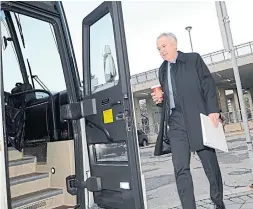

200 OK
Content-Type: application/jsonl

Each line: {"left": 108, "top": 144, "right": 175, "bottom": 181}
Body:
{"left": 137, "top": 130, "right": 149, "bottom": 147}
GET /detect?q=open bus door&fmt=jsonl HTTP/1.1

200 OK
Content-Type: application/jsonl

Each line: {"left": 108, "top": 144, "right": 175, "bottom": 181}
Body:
{"left": 0, "top": 1, "right": 88, "bottom": 208}
{"left": 77, "top": 1, "right": 147, "bottom": 209}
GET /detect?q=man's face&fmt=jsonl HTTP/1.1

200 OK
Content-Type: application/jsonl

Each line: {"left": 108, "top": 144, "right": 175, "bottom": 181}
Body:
{"left": 157, "top": 36, "right": 177, "bottom": 62}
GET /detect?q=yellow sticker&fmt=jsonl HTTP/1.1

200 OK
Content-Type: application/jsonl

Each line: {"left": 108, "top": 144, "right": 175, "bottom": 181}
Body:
{"left": 103, "top": 109, "right": 114, "bottom": 124}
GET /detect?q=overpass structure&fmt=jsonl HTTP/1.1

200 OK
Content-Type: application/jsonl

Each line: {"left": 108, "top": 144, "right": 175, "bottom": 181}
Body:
{"left": 130, "top": 41, "right": 253, "bottom": 140}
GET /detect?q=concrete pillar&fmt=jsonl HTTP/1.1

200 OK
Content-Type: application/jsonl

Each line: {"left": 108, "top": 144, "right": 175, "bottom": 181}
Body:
{"left": 230, "top": 98, "right": 237, "bottom": 123}
{"left": 233, "top": 89, "right": 241, "bottom": 122}
{"left": 218, "top": 88, "right": 228, "bottom": 113}
{"left": 247, "top": 89, "right": 253, "bottom": 120}
{"left": 133, "top": 98, "right": 142, "bottom": 129}
{"left": 146, "top": 97, "right": 155, "bottom": 134}
{"left": 152, "top": 103, "right": 161, "bottom": 134}
{"left": 217, "top": 87, "right": 221, "bottom": 111}
{"left": 249, "top": 88, "right": 253, "bottom": 102}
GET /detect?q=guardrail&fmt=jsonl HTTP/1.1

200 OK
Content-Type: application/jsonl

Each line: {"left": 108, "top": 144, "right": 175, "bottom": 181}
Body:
{"left": 140, "top": 109, "right": 253, "bottom": 136}
{"left": 222, "top": 109, "right": 253, "bottom": 124}
{"left": 130, "top": 41, "right": 253, "bottom": 86}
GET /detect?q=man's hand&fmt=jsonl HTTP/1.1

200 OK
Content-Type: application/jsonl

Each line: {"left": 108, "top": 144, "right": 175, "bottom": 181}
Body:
{"left": 151, "top": 92, "right": 163, "bottom": 104}
{"left": 208, "top": 113, "right": 220, "bottom": 128}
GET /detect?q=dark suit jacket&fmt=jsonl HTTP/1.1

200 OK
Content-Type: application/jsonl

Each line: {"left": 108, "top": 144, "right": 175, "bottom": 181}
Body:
{"left": 154, "top": 51, "right": 219, "bottom": 156}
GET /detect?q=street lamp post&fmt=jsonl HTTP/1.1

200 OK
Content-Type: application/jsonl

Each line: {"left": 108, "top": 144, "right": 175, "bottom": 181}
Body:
{"left": 185, "top": 26, "right": 193, "bottom": 52}
{"left": 216, "top": 1, "right": 253, "bottom": 185}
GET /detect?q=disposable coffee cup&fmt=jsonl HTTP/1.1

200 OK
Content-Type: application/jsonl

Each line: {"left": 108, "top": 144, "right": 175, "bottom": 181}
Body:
{"left": 151, "top": 84, "right": 162, "bottom": 97}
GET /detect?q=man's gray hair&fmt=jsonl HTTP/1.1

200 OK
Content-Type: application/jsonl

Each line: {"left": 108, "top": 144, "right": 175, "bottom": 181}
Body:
{"left": 157, "top": 32, "right": 177, "bottom": 43}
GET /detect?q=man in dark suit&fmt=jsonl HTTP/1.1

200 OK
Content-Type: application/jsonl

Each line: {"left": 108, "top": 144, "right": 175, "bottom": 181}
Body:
{"left": 152, "top": 32, "right": 225, "bottom": 209}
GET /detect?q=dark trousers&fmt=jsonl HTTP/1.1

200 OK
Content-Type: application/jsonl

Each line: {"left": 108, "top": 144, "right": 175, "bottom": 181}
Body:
{"left": 168, "top": 109, "right": 223, "bottom": 209}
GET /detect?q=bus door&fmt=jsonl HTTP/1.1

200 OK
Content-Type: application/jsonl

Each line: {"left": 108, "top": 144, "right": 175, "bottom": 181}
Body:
{"left": 79, "top": 1, "right": 147, "bottom": 209}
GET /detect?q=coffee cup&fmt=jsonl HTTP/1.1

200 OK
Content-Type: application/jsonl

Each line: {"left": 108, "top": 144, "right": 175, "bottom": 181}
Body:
{"left": 151, "top": 84, "right": 162, "bottom": 97}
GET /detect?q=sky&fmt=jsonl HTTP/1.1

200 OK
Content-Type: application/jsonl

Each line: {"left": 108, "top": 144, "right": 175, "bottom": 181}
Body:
{"left": 2, "top": 1, "right": 253, "bottom": 93}
{"left": 63, "top": 0, "right": 253, "bottom": 79}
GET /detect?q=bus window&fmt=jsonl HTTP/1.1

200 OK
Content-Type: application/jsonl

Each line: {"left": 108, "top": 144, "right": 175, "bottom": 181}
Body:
{"left": 11, "top": 12, "right": 66, "bottom": 96}
{"left": 1, "top": 11, "right": 23, "bottom": 93}
{"left": 90, "top": 13, "right": 119, "bottom": 93}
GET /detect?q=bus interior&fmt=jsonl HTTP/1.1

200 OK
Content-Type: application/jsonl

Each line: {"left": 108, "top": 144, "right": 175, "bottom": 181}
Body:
{"left": 1, "top": 1, "right": 85, "bottom": 208}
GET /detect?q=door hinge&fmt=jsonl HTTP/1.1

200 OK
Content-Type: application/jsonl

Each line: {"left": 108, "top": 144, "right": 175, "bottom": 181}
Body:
{"left": 61, "top": 98, "right": 97, "bottom": 121}
{"left": 66, "top": 175, "right": 102, "bottom": 195}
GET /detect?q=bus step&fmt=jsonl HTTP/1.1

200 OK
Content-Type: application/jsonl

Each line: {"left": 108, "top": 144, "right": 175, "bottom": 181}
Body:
{"left": 12, "top": 188, "right": 63, "bottom": 209}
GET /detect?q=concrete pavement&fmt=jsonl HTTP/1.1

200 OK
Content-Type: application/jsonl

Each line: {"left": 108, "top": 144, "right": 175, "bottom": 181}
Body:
{"left": 140, "top": 137, "right": 253, "bottom": 208}
{"left": 170, "top": 190, "right": 253, "bottom": 209}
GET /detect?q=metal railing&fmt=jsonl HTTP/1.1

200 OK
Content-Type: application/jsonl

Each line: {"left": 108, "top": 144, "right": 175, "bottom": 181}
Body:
{"left": 202, "top": 41, "right": 253, "bottom": 65}
{"left": 139, "top": 108, "right": 253, "bottom": 137}
{"left": 130, "top": 41, "right": 253, "bottom": 86}
{"left": 87, "top": 41, "right": 253, "bottom": 90}
{"left": 222, "top": 109, "right": 253, "bottom": 124}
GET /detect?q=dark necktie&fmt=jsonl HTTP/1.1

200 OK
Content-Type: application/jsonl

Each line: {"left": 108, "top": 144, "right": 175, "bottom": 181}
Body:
{"left": 170, "top": 63, "right": 178, "bottom": 108}
{"left": 168, "top": 63, "right": 175, "bottom": 109}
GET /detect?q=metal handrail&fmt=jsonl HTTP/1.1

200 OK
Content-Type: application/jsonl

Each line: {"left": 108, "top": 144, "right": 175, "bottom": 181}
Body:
{"left": 130, "top": 41, "right": 253, "bottom": 86}
{"left": 141, "top": 109, "right": 253, "bottom": 132}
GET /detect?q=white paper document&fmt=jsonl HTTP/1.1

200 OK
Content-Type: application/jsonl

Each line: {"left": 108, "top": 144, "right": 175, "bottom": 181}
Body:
{"left": 200, "top": 113, "right": 229, "bottom": 152}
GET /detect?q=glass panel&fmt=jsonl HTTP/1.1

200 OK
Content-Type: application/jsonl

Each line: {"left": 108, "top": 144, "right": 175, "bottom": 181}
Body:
{"left": 250, "top": 43, "right": 253, "bottom": 53}
{"left": 224, "top": 52, "right": 231, "bottom": 60}
{"left": 131, "top": 76, "right": 138, "bottom": 85}
{"left": 35, "top": 92, "right": 50, "bottom": 99}
{"left": 136, "top": 73, "right": 147, "bottom": 83}
{"left": 11, "top": 13, "right": 66, "bottom": 93}
{"left": 94, "top": 142, "right": 128, "bottom": 163}
{"left": 210, "top": 52, "right": 225, "bottom": 63}
{"left": 202, "top": 56, "right": 212, "bottom": 65}
{"left": 90, "top": 13, "right": 119, "bottom": 93}
{"left": 155, "top": 69, "right": 159, "bottom": 77}
{"left": 146, "top": 71, "right": 157, "bottom": 81}
{"left": 236, "top": 45, "right": 252, "bottom": 57}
